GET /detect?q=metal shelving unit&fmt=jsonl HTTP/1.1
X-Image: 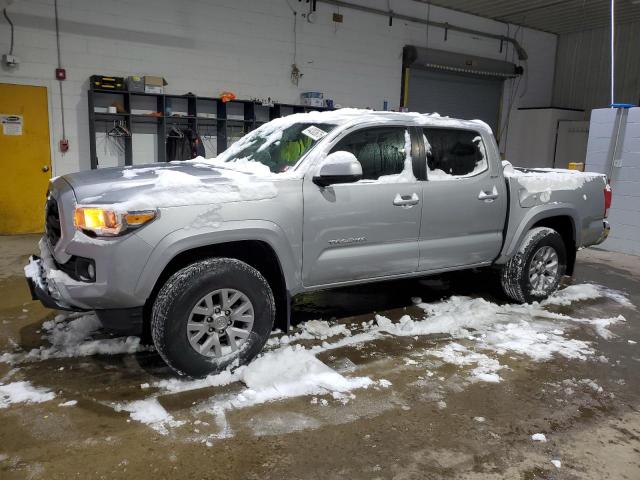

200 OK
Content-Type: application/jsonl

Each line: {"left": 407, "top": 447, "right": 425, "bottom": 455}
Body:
{"left": 87, "top": 88, "right": 331, "bottom": 169}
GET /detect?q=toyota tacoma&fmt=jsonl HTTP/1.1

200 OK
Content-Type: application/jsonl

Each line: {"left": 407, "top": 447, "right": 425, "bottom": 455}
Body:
{"left": 25, "top": 109, "right": 611, "bottom": 377}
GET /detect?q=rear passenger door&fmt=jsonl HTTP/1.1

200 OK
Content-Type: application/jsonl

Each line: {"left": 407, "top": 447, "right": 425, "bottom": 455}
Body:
{"left": 302, "top": 126, "right": 422, "bottom": 287}
{"left": 418, "top": 128, "right": 507, "bottom": 271}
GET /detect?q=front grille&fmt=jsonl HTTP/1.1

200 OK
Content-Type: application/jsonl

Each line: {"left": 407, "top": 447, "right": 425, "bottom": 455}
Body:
{"left": 45, "top": 196, "right": 62, "bottom": 246}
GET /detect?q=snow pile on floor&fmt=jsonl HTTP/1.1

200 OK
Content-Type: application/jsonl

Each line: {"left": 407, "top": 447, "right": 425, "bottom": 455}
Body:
{"left": 0, "top": 381, "right": 55, "bottom": 408}
{"left": 430, "top": 343, "right": 504, "bottom": 383}
{"left": 267, "top": 319, "right": 352, "bottom": 347}
{"left": 236, "top": 346, "right": 372, "bottom": 407}
{"left": 154, "top": 369, "right": 242, "bottom": 394}
{"left": 476, "top": 320, "right": 594, "bottom": 361}
{"left": 156, "top": 345, "right": 372, "bottom": 405}
{"left": 336, "top": 283, "right": 630, "bottom": 383}
{"left": 115, "top": 398, "right": 185, "bottom": 435}
{"left": 0, "top": 312, "right": 145, "bottom": 364}
{"left": 542, "top": 283, "right": 633, "bottom": 308}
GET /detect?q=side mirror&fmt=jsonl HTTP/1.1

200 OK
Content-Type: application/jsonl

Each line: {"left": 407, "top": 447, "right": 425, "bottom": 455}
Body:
{"left": 313, "top": 151, "right": 363, "bottom": 187}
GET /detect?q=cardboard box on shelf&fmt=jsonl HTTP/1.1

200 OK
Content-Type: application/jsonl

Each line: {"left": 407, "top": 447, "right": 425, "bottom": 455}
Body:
{"left": 144, "top": 76, "right": 167, "bottom": 94}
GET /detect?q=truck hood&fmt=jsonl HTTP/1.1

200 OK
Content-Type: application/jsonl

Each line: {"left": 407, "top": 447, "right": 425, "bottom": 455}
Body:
{"left": 62, "top": 162, "right": 279, "bottom": 209}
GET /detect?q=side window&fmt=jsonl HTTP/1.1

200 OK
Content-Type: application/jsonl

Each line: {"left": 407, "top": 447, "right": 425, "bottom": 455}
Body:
{"left": 330, "top": 127, "right": 413, "bottom": 181}
{"left": 422, "top": 128, "right": 488, "bottom": 180}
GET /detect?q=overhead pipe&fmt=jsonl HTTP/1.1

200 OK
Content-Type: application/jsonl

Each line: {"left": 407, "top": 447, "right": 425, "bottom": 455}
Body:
{"left": 316, "top": 0, "right": 528, "bottom": 60}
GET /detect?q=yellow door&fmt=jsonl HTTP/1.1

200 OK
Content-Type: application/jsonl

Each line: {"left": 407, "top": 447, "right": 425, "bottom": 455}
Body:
{"left": 0, "top": 83, "right": 52, "bottom": 234}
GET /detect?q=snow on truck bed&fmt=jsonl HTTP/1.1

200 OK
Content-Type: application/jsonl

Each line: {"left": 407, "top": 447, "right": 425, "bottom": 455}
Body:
{"left": 503, "top": 161, "right": 604, "bottom": 195}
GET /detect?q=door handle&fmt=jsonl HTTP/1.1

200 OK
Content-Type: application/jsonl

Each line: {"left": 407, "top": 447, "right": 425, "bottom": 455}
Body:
{"left": 478, "top": 187, "right": 499, "bottom": 202}
{"left": 393, "top": 193, "right": 419, "bottom": 207}
{"left": 41, "top": 165, "right": 50, "bottom": 173}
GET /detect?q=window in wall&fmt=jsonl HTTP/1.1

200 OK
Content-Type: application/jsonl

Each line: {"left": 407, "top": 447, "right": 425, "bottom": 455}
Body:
{"left": 422, "top": 128, "right": 488, "bottom": 180}
{"left": 331, "top": 127, "right": 415, "bottom": 181}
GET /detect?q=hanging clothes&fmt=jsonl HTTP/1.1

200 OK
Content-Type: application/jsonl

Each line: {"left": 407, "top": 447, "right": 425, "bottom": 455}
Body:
{"left": 166, "top": 128, "right": 206, "bottom": 161}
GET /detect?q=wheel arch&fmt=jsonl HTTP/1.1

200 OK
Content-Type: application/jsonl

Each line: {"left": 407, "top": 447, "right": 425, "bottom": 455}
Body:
{"left": 530, "top": 215, "right": 576, "bottom": 275}
{"left": 143, "top": 239, "right": 290, "bottom": 334}
{"left": 499, "top": 206, "right": 579, "bottom": 275}
{"left": 136, "top": 223, "right": 299, "bottom": 334}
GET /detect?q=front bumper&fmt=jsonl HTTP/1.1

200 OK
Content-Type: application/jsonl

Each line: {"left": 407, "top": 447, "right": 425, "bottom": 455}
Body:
{"left": 594, "top": 220, "right": 611, "bottom": 245}
{"left": 25, "top": 255, "right": 87, "bottom": 312}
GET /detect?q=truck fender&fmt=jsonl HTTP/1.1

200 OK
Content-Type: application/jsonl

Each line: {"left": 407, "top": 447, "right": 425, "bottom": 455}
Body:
{"left": 496, "top": 204, "right": 580, "bottom": 264}
{"left": 133, "top": 220, "right": 301, "bottom": 300}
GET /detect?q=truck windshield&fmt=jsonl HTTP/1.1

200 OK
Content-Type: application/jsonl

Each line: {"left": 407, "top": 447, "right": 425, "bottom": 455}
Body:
{"left": 216, "top": 122, "right": 337, "bottom": 173}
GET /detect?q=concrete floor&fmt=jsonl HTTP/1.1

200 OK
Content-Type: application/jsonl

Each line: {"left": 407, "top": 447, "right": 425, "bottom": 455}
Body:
{"left": 0, "top": 234, "right": 639, "bottom": 480}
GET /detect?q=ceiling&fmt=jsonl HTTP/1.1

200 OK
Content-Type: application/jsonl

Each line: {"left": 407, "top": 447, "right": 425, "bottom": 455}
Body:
{"left": 415, "top": 0, "right": 640, "bottom": 34}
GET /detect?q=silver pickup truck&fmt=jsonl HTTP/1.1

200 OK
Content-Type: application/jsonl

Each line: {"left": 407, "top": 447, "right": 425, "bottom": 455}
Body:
{"left": 25, "top": 109, "right": 611, "bottom": 377}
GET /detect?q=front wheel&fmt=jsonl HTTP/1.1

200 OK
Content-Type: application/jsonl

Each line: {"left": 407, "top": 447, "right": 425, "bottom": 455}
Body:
{"left": 151, "top": 258, "right": 275, "bottom": 377}
{"left": 500, "top": 227, "right": 567, "bottom": 303}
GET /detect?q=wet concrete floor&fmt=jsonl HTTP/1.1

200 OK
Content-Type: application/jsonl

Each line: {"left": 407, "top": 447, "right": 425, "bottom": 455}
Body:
{"left": 0, "top": 234, "right": 639, "bottom": 479}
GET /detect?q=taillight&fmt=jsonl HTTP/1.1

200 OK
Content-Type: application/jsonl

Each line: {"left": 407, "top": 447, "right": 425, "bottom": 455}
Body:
{"left": 604, "top": 183, "right": 612, "bottom": 218}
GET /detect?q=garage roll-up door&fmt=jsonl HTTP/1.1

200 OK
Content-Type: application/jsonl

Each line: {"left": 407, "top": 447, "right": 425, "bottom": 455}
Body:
{"left": 402, "top": 46, "right": 523, "bottom": 133}
{"left": 406, "top": 69, "right": 503, "bottom": 132}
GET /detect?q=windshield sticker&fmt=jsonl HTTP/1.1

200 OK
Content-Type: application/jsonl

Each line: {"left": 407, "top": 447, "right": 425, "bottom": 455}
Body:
{"left": 302, "top": 125, "right": 328, "bottom": 141}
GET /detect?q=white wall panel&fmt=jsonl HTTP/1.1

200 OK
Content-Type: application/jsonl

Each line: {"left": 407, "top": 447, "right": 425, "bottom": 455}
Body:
{"left": 0, "top": 0, "right": 556, "bottom": 175}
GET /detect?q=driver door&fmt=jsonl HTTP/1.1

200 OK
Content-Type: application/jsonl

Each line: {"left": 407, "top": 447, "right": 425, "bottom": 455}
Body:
{"left": 302, "top": 126, "right": 422, "bottom": 287}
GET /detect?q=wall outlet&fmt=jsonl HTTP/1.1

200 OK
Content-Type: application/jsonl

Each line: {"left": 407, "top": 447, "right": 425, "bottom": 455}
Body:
{"left": 2, "top": 54, "right": 20, "bottom": 68}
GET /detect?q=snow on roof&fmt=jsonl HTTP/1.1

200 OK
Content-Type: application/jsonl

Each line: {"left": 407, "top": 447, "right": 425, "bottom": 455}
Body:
{"left": 257, "top": 107, "right": 493, "bottom": 132}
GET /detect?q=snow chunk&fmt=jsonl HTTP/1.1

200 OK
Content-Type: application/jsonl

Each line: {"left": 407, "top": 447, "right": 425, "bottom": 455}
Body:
{"left": 0, "top": 381, "right": 55, "bottom": 408}
{"left": 430, "top": 343, "right": 504, "bottom": 383}
{"left": 58, "top": 400, "right": 77, "bottom": 407}
{"left": 531, "top": 433, "right": 547, "bottom": 442}
{"left": 116, "top": 398, "right": 185, "bottom": 435}
{"left": 153, "top": 369, "right": 241, "bottom": 394}
{"left": 239, "top": 346, "right": 372, "bottom": 406}
{"left": 299, "top": 320, "right": 351, "bottom": 339}
{"left": 551, "top": 459, "right": 561, "bottom": 469}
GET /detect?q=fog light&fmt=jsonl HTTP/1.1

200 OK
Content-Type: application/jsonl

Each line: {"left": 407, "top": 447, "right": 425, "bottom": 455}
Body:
{"left": 87, "top": 263, "right": 95, "bottom": 280}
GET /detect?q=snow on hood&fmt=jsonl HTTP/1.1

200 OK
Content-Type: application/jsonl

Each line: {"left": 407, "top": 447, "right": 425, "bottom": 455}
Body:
{"left": 65, "top": 161, "right": 279, "bottom": 210}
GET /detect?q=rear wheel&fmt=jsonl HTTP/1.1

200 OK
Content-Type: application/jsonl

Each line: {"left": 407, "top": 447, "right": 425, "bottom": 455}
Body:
{"left": 151, "top": 258, "right": 275, "bottom": 377}
{"left": 500, "top": 227, "right": 567, "bottom": 303}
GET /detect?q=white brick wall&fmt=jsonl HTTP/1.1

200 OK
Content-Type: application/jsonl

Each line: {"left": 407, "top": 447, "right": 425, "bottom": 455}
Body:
{"left": 586, "top": 107, "right": 640, "bottom": 256}
{"left": 0, "top": 0, "right": 556, "bottom": 175}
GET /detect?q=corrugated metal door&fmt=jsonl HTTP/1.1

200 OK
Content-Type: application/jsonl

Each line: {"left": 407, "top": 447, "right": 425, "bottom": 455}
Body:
{"left": 406, "top": 69, "right": 503, "bottom": 132}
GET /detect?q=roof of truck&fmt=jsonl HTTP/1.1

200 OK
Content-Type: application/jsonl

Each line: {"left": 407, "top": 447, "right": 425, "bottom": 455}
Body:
{"left": 274, "top": 108, "right": 493, "bottom": 134}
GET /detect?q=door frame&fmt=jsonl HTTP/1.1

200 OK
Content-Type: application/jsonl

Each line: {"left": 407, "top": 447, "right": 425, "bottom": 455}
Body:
{"left": 0, "top": 77, "right": 57, "bottom": 175}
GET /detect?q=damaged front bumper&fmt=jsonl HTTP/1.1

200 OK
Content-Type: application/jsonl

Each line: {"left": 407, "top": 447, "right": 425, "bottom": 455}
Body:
{"left": 24, "top": 255, "right": 87, "bottom": 312}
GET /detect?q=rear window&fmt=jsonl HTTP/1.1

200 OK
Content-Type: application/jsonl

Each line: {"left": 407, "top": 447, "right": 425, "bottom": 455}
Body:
{"left": 422, "top": 128, "right": 488, "bottom": 180}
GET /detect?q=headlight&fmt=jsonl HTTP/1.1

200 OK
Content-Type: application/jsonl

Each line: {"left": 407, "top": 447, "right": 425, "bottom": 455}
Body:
{"left": 74, "top": 206, "right": 156, "bottom": 236}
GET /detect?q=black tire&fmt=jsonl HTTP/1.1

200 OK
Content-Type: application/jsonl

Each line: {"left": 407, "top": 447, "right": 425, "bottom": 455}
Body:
{"left": 500, "top": 227, "right": 567, "bottom": 303}
{"left": 151, "top": 258, "right": 275, "bottom": 377}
